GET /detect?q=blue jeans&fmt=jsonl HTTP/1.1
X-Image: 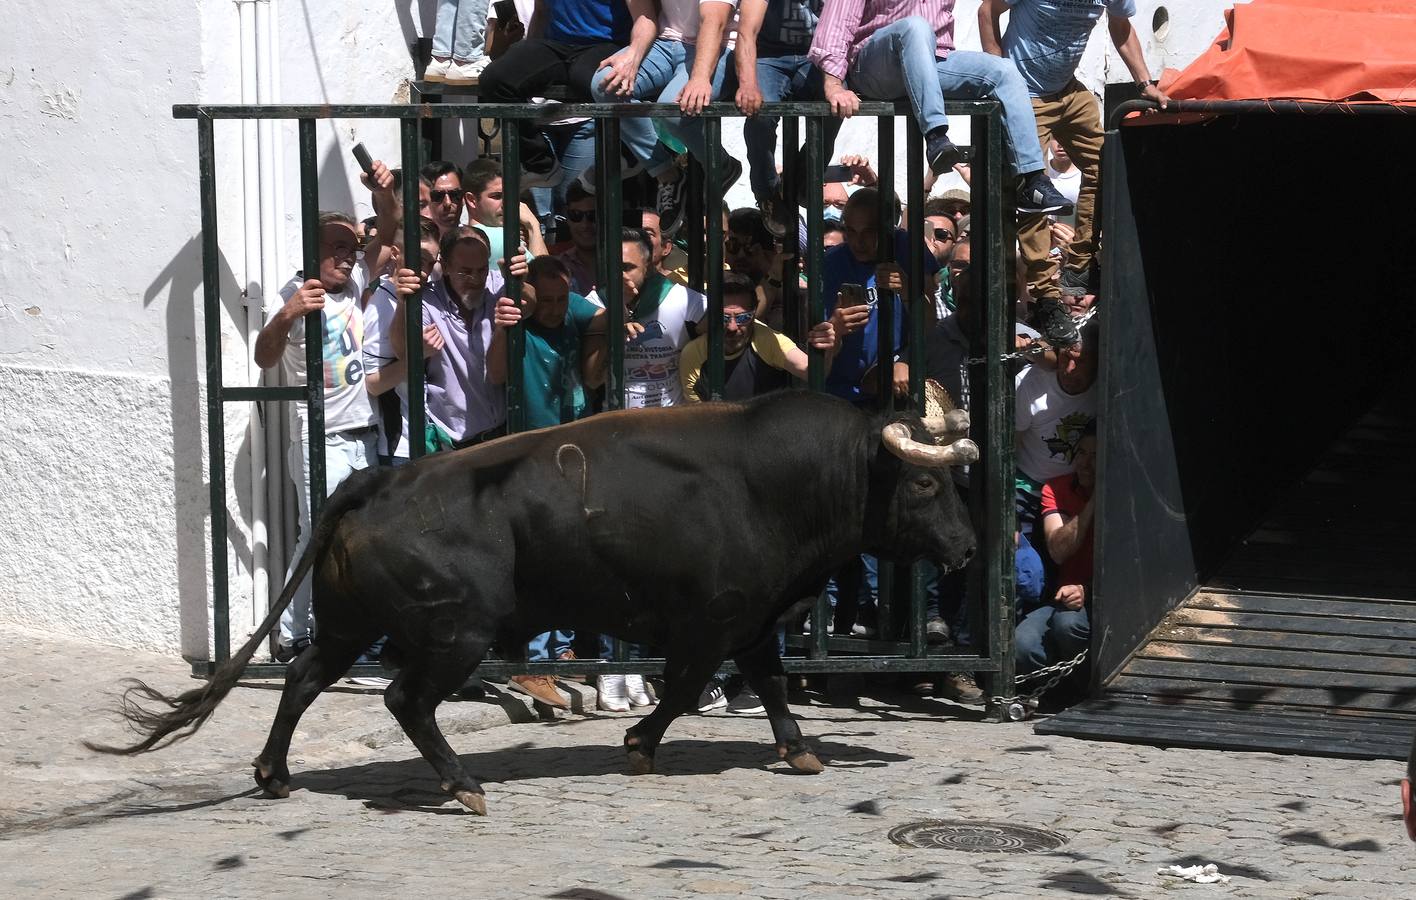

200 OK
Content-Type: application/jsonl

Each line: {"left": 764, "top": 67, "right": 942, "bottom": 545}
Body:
{"left": 1015, "top": 604, "right": 1089, "bottom": 674}
{"left": 432, "top": 0, "right": 490, "bottom": 62}
{"left": 280, "top": 427, "right": 377, "bottom": 645}
{"left": 735, "top": 53, "right": 818, "bottom": 198}
{"left": 532, "top": 118, "right": 597, "bottom": 229}
{"left": 528, "top": 629, "right": 574, "bottom": 661}
{"left": 591, "top": 39, "right": 730, "bottom": 176}
{"left": 847, "top": 16, "right": 1045, "bottom": 175}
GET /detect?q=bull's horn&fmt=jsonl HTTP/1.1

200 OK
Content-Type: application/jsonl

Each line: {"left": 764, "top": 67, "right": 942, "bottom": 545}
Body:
{"left": 921, "top": 409, "right": 970, "bottom": 441}
{"left": 881, "top": 423, "right": 980, "bottom": 467}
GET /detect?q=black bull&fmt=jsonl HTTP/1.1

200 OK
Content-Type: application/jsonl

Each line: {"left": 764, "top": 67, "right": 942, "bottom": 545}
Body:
{"left": 90, "top": 391, "right": 978, "bottom": 815}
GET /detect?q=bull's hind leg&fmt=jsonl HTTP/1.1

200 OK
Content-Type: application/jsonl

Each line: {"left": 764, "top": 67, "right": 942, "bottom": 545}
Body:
{"left": 622, "top": 652, "right": 723, "bottom": 775}
{"left": 253, "top": 630, "right": 370, "bottom": 797}
{"left": 734, "top": 637, "right": 822, "bottom": 774}
{"left": 383, "top": 648, "right": 490, "bottom": 815}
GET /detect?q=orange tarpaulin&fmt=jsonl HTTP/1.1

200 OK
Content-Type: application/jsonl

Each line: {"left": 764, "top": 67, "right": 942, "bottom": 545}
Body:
{"left": 1159, "top": 0, "right": 1416, "bottom": 106}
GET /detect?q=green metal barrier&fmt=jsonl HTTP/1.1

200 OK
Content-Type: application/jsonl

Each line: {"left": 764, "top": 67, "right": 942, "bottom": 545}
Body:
{"left": 174, "top": 100, "right": 1018, "bottom": 715}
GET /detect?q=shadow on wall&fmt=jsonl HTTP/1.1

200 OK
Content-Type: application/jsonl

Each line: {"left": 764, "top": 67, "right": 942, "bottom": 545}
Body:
{"left": 144, "top": 235, "right": 249, "bottom": 660}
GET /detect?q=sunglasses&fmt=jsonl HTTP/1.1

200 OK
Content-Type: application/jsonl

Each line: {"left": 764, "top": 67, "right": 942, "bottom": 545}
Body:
{"left": 427, "top": 189, "right": 465, "bottom": 204}
{"left": 933, "top": 227, "right": 956, "bottom": 242}
{"left": 724, "top": 239, "right": 763, "bottom": 254}
{"left": 722, "top": 311, "right": 754, "bottom": 326}
{"left": 566, "top": 209, "right": 596, "bottom": 223}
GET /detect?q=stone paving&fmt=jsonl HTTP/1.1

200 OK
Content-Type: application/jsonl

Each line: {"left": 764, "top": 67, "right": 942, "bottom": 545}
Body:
{"left": 2, "top": 623, "right": 1411, "bottom": 899}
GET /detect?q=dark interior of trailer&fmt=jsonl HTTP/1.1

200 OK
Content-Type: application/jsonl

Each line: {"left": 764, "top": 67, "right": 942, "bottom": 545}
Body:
{"left": 1040, "top": 110, "right": 1416, "bottom": 759}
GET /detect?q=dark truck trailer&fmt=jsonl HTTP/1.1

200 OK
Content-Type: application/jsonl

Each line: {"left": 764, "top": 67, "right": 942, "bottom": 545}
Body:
{"left": 1037, "top": 100, "right": 1416, "bottom": 759}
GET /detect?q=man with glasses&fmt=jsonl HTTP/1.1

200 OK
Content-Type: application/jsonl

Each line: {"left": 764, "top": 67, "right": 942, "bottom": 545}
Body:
{"left": 419, "top": 161, "right": 466, "bottom": 239}
{"left": 923, "top": 196, "right": 959, "bottom": 321}
{"left": 555, "top": 182, "right": 599, "bottom": 295}
{"left": 679, "top": 272, "right": 842, "bottom": 403}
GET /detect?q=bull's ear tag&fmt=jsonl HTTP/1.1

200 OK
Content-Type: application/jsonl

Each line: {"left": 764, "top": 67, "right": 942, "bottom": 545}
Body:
{"left": 412, "top": 493, "right": 446, "bottom": 533}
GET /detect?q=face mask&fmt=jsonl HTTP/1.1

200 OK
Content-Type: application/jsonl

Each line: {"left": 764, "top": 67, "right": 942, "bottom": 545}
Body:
{"left": 823, "top": 205, "right": 843, "bottom": 223}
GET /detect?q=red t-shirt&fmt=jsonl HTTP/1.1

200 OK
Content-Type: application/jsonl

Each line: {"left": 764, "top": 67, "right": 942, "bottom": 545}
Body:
{"left": 1041, "top": 474, "right": 1094, "bottom": 587}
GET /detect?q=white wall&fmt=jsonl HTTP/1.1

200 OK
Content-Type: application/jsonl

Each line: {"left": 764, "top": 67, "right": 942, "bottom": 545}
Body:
{"left": 0, "top": 0, "right": 1235, "bottom": 656}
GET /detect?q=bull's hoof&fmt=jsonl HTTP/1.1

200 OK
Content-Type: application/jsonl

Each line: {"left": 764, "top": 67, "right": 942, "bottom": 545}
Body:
{"left": 786, "top": 751, "right": 824, "bottom": 774}
{"left": 454, "top": 790, "right": 487, "bottom": 816}
{"left": 627, "top": 749, "right": 655, "bottom": 775}
{"left": 252, "top": 758, "right": 291, "bottom": 798}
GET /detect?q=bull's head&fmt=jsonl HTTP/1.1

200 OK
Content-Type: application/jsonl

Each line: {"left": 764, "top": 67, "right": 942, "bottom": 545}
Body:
{"left": 866, "top": 384, "right": 978, "bottom": 572}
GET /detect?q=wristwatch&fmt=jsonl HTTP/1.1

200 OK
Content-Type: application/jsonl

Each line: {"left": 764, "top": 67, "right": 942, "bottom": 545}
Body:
{"left": 1136, "top": 78, "right": 1159, "bottom": 91}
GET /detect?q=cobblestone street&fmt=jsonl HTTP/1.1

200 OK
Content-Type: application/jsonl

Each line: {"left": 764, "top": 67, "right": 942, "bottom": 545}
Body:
{"left": 2, "top": 625, "right": 1410, "bottom": 899}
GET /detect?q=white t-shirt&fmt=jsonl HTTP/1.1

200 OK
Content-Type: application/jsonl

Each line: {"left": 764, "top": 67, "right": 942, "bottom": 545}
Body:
{"left": 1014, "top": 363, "right": 1095, "bottom": 485}
{"left": 1045, "top": 161, "right": 1082, "bottom": 208}
{"left": 661, "top": 0, "right": 738, "bottom": 48}
{"left": 362, "top": 279, "right": 412, "bottom": 459}
{"left": 587, "top": 278, "right": 707, "bottom": 409}
{"left": 270, "top": 265, "right": 378, "bottom": 437}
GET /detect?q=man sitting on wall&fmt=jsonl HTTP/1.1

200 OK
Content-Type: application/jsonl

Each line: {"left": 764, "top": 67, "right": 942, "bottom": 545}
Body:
{"left": 253, "top": 158, "right": 398, "bottom": 661}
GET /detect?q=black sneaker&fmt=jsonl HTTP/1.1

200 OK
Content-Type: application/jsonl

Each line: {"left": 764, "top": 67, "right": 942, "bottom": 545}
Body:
{"left": 926, "top": 616, "right": 950, "bottom": 645}
{"left": 274, "top": 637, "right": 310, "bottom": 663}
{"left": 1058, "top": 263, "right": 1099, "bottom": 298}
{"left": 926, "top": 126, "right": 962, "bottom": 175}
{"left": 520, "top": 133, "right": 563, "bottom": 189}
{"left": 1029, "top": 296, "right": 1080, "bottom": 348}
{"left": 1016, "top": 172, "right": 1074, "bottom": 216}
{"left": 759, "top": 190, "right": 789, "bottom": 240}
{"left": 727, "top": 686, "right": 766, "bottom": 715}
{"left": 656, "top": 175, "right": 690, "bottom": 238}
{"left": 696, "top": 677, "right": 728, "bottom": 713}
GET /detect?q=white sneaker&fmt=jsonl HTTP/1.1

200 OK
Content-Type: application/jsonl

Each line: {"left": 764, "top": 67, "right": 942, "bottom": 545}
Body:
{"left": 597, "top": 674, "right": 630, "bottom": 712}
{"left": 443, "top": 56, "right": 489, "bottom": 86}
{"left": 424, "top": 57, "right": 452, "bottom": 83}
{"left": 625, "top": 674, "right": 655, "bottom": 708}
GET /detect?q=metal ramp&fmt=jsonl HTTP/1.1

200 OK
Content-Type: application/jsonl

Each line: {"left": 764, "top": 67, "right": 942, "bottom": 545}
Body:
{"left": 1039, "top": 398, "right": 1416, "bottom": 759}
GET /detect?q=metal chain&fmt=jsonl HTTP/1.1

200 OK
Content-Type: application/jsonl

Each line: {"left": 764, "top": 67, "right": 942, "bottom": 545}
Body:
{"left": 965, "top": 307, "right": 1099, "bottom": 366}
{"left": 987, "top": 647, "right": 1090, "bottom": 719}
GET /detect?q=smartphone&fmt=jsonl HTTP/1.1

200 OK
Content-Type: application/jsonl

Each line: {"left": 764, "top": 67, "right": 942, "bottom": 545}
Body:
{"left": 493, "top": 0, "right": 519, "bottom": 24}
{"left": 351, "top": 142, "right": 376, "bottom": 178}
{"left": 823, "top": 164, "right": 853, "bottom": 183}
{"left": 839, "top": 282, "right": 865, "bottom": 307}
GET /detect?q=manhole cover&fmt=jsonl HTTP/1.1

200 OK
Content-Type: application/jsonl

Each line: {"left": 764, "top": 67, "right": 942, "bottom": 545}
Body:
{"left": 888, "top": 820, "right": 1067, "bottom": 853}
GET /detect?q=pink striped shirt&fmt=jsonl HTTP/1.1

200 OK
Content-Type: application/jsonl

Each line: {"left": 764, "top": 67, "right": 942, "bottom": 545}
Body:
{"left": 809, "top": 0, "right": 956, "bottom": 81}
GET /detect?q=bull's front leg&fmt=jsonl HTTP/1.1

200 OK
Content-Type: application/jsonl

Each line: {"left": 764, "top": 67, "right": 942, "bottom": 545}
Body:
{"left": 734, "top": 637, "right": 823, "bottom": 774}
{"left": 622, "top": 653, "right": 722, "bottom": 775}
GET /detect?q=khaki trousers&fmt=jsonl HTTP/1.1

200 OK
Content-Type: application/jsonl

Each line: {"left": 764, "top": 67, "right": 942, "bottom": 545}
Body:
{"left": 1018, "top": 79, "right": 1103, "bottom": 300}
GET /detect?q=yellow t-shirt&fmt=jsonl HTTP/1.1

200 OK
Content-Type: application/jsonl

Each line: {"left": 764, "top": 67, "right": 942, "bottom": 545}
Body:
{"left": 678, "top": 321, "right": 798, "bottom": 402}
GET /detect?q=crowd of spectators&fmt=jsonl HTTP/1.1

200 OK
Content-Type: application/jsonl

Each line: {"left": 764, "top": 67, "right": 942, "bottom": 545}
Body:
{"left": 261, "top": 0, "right": 1170, "bottom": 712}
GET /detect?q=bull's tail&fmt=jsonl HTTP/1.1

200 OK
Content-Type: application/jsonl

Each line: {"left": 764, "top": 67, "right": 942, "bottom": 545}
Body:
{"left": 86, "top": 480, "right": 369, "bottom": 756}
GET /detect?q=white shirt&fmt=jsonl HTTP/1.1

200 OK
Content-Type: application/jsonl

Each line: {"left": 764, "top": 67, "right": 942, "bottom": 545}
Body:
{"left": 661, "top": 0, "right": 738, "bottom": 48}
{"left": 270, "top": 263, "right": 378, "bottom": 437}
{"left": 1014, "top": 363, "right": 1095, "bottom": 485}
{"left": 587, "top": 279, "right": 707, "bottom": 409}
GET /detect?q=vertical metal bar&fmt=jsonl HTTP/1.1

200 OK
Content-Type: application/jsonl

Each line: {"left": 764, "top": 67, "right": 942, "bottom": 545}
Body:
{"left": 804, "top": 115, "right": 826, "bottom": 395}
{"left": 297, "top": 119, "right": 326, "bottom": 523}
{"left": 502, "top": 120, "right": 525, "bottom": 435}
{"left": 686, "top": 158, "right": 705, "bottom": 294}
{"left": 804, "top": 112, "right": 828, "bottom": 656}
{"left": 705, "top": 116, "right": 725, "bottom": 400}
{"left": 906, "top": 116, "right": 928, "bottom": 658}
{"left": 874, "top": 116, "right": 896, "bottom": 408}
{"left": 781, "top": 116, "right": 802, "bottom": 343}
{"left": 874, "top": 116, "right": 896, "bottom": 642}
{"left": 198, "top": 114, "right": 229, "bottom": 666}
{"left": 975, "top": 106, "right": 1017, "bottom": 715}
{"left": 400, "top": 118, "right": 427, "bottom": 457}
{"left": 600, "top": 116, "right": 626, "bottom": 410}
